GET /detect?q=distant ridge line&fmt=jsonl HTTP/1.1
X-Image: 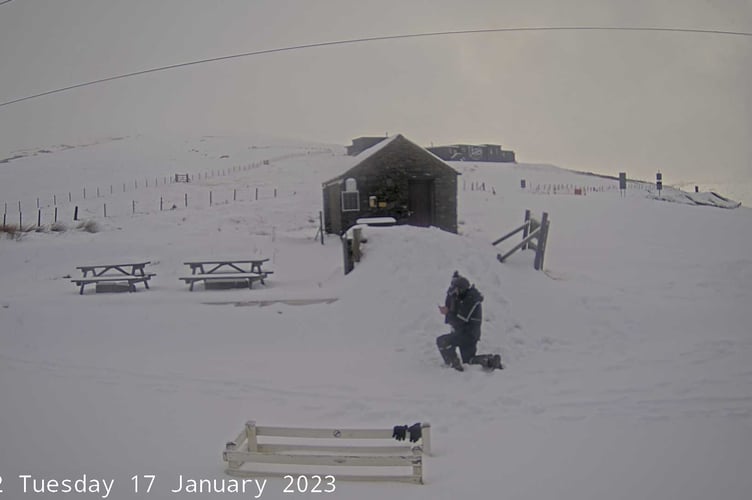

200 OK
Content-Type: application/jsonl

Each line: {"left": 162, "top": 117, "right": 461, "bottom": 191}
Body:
{"left": 1, "top": 25, "right": 751, "bottom": 109}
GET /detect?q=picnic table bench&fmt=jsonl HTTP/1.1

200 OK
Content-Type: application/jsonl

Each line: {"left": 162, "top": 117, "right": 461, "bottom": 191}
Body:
{"left": 71, "top": 261, "right": 155, "bottom": 295}
{"left": 180, "top": 259, "right": 273, "bottom": 291}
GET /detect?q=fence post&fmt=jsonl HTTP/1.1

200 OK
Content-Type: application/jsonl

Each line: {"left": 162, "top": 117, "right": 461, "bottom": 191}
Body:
{"left": 210, "top": 191, "right": 213, "bottom": 207}
{"left": 19, "top": 211, "right": 22, "bottom": 227}
{"left": 132, "top": 200, "right": 135, "bottom": 214}
{"left": 2, "top": 212, "right": 6, "bottom": 231}
{"left": 74, "top": 206, "right": 78, "bottom": 221}
{"left": 245, "top": 421, "right": 258, "bottom": 452}
{"left": 342, "top": 235, "right": 353, "bottom": 275}
{"left": 522, "top": 209, "right": 531, "bottom": 250}
{"left": 37, "top": 209, "right": 41, "bottom": 227}
{"left": 352, "top": 227, "right": 362, "bottom": 262}
{"left": 104, "top": 204, "right": 107, "bottom": 218}
{"left": 534, "top": 212, "right": 549, "bottom": 271}
{"left": 185, "top": 193, "right": 188, "bottom": 207}
{"left": 319, "top": 211, "right": 324, "bottom": 245}
{"left": 54, "top": 207, "right": 58, "bottom": 223}
{"left": 233, "top": 189, "right": 237, "bottom": 201}
{"left": 160, "top": 197, "right": 163, "bottom": 211}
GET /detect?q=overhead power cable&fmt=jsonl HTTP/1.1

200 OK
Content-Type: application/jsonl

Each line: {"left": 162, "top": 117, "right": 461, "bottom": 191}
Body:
{"left": 1, "top": 25, "right": 751, "bottom": 109}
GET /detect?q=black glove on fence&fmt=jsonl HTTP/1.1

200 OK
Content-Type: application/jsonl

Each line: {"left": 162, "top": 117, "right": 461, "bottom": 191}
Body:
{"left": 408, "top": 423, "right": 422, "bottom": 443}
{"left": 392, "top": 425, "right": 407, "bottom": 441}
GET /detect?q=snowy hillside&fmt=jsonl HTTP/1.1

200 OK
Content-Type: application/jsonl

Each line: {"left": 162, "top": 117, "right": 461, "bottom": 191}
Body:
{"left": 1, "top": 135, "right": 751, "bottom": 499}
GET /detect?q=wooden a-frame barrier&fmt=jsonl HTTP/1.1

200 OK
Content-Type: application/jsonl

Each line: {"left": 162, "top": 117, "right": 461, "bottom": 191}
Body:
{"left": 493, "top": 209, "right": 551, "bottom": 271}
{"left": 224, "top": 421, "right": 431, "bottom": 484}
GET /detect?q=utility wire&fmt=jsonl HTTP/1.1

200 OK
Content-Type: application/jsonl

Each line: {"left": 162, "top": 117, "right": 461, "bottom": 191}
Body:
{"left": 1, "top": 25, "right": 751, "bottom": 109}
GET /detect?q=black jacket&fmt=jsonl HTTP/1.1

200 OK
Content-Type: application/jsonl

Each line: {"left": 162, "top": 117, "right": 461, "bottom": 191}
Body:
{"left": 445, "top": 286, "right": 483, "bottom": 341}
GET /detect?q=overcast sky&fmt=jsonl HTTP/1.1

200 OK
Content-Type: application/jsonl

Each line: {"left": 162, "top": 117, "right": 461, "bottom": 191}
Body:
{"left": 1, "top": 0, "right": 750, "bottom": 184}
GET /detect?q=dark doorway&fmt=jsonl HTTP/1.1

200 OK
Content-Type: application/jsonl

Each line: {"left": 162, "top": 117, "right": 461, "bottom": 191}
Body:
{"left": 407, "top": 179, "right": 434, "bottom": 227}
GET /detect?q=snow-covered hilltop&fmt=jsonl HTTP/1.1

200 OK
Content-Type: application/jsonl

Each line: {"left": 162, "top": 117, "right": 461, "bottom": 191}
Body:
{"left": 1, "top": 135, "right": 751, "bottom": 499}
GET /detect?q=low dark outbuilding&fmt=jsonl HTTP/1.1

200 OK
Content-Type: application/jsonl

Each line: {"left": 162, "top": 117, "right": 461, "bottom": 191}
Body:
{"left": 323, "top": 134, "right": 460, "bottom": 235}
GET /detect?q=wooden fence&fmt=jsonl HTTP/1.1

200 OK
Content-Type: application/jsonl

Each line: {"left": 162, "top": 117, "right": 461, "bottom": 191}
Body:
{"left": 223, "top": 420, "right": 430, "bottom": 484}
{"left": 493, "top": 209, "right": 551, "bottom": 271}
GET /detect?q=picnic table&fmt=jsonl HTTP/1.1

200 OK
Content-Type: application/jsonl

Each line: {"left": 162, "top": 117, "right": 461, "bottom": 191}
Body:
{"left": 77, "top": 261, "right": 151, "bottom": 277}
{"left": 179, "top": 259, "right": 273, "bottom": 291}
{"left": 71, "top": 261, "right": 155, "bottom": 295}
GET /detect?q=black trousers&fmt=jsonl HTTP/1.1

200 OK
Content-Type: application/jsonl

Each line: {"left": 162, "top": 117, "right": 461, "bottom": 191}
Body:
{"left": 436, "top": 331, "right": 478, "bottom": 363}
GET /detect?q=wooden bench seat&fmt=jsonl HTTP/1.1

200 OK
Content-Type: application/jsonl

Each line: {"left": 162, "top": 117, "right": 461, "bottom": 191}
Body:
{"left": 71, "top": 274, "right": 156, "bottom": 295}
{"left": 179, "top": 272, "right": 265, "bottom": 291}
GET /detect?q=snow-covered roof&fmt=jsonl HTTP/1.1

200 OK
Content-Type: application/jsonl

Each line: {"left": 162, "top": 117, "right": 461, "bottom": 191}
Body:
{"left": 323, "top": 134, "right": 457, "bottom": 186}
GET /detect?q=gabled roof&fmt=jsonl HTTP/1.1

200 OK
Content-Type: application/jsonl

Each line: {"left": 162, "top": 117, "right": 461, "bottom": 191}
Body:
{"left": 323, "top": 134, "right": 458, "bottom": 186}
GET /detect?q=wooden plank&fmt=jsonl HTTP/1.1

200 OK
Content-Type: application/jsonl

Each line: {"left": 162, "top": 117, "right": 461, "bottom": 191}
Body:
{"left": 497, "top": 227, "right": 540, "bottom": 262}
{"left": 179, "top": 273, "right": 261, "bottom": 280}
{"left": 229, "top": 429, "right": 248, "bottom": 450}
{"left": 76, "top": 261, "right": 150, "bottom": 270}
{"left": 420, "top": 423, "right": 432, "bottom": 456}
{"left": 72, "top": 274, "right": 155, "bottom": 283}
{"left": 225, "top": 468, "right": 421, "bottom": 483}
{"left": 256, "top": 426, "right": 394, "bottom": 440}
{"left": 223, "top": 451, "right": 420, "bottom": 467}
{"left": 258, "top": 444, "right": 413, "bottom": 455}
{"left": 183, "top": 259, "right": 268, "bottom": 265}
{"left": 535, "top": 213, "right": 550, "bottom": 271}
{"left": 521, "top": 209, "right": 531, "bottom": 249}
{"left": 246, "top": 421, "right": 258, "bottom": 452}
{"left": 491, "top": 222, "right": 528, "bottom": 246}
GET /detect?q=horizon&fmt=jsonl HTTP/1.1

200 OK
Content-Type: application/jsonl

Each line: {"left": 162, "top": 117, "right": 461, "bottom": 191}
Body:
{"left": 1, "top": 0, "right": 751, "bottom": 188}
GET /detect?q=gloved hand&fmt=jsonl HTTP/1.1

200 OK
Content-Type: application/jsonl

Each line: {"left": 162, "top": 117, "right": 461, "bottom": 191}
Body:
{"left": 408, "top": 423, "right": 422, "bottom": 443}
{"left": 392, "top": 425, "right": 407, "bottom": 441}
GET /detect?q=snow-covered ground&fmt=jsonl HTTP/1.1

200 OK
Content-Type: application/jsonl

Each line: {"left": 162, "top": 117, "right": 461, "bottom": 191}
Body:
{"left": 1, "top": 135, "right": 751, "bottom": 499}
{"left": 672, "top": 180, "right": 752, "bottom": 209}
